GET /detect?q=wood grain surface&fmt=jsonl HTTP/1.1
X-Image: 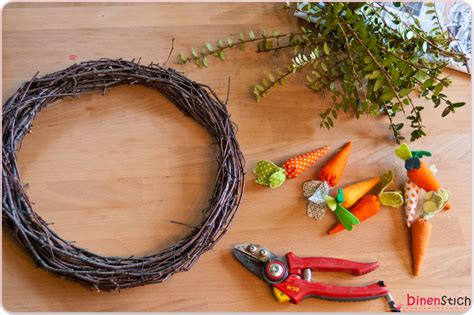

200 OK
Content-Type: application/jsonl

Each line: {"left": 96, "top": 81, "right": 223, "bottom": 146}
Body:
{"left": 2, "top": 2, "right": 471, "bottom": 312}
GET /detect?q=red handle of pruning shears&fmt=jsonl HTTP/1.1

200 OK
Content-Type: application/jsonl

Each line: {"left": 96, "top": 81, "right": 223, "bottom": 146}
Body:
{"left": 273, "top": 277, "right": 390, "bottom": 304}
{"left": 286, "top": 252, "right": 380, "bottom": 276}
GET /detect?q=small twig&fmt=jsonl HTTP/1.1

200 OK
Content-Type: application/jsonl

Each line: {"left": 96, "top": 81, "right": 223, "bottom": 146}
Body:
{"left": 163, "top": 38, "right": 175, "bottom": 68}
{"left": 224, "top": 76, "right": 231, "bottom": 106}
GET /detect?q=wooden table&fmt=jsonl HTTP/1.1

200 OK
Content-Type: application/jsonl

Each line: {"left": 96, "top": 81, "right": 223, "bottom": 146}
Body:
{"left": 3, "top": 3, "right": 471, "bottom": 312}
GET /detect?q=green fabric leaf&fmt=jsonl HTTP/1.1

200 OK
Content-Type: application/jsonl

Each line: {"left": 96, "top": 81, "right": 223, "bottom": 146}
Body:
{"left": 335, "top": 205, "right": 360, "bottom": 231}
{"left": 268, "top": 170, "right": 287, "bottom": 188}
{"left": 253, "top": 160, "right": 286, "bottom": 188}
{"left": 324, "top": 195, "right": 337, "bottom": 211}
{"left": 411, "top": 150, "right": 432, "bottom": 159}
{"left": 379, "top": 191, "right": 404, "bottom": 208}
{"left": 395, "top": 143, "right": 412, "bottom": 161}
{"left": 422, "top": 189, "right": 451, "bottom": 220}
{"left": 380, "top": 170, "right": 395, "bottom": 193}
{"left": 335, "top": 188, "right": 345, "bottom": 203}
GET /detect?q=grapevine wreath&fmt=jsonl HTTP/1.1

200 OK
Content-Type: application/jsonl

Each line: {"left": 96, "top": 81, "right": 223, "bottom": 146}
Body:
{"left": 2, "top": 59, "right": 245, "bottom": 291}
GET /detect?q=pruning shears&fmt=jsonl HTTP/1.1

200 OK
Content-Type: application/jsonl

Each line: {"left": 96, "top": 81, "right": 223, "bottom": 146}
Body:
{"left": 233, "top": 243, "right": 400, "bottom": 312}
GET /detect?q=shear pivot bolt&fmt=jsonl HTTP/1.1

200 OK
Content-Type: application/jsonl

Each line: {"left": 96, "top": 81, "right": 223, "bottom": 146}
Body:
{"left": 269, "top": 263, "right": 284, "bottom": 277}
{"left": 247, "top": 245, "right": 257, "bottom": 253}
{"left": 259, "top": 249, "right": 269, "bottom": 258}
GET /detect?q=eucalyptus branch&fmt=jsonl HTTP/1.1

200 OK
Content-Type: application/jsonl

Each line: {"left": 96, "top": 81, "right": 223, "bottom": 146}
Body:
{"left": 178, "top": 31, "right": 304, "bottom": 67}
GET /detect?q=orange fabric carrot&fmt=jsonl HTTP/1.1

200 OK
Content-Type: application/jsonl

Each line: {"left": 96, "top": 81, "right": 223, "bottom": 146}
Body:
{"left": 339, "top": 176, "right": 380, "bottom": 208}
{"left": 319, "top": 141, "right": 352, "bottom": 187}
{"left": 328, "top": 170, "right": 403, "bottom": 235}
{"left": 411, "top": 217, "right": 432, "bottom": 276}
{"left": 408, "top": 161, "right": 451, "bottom": 210}
{"left": 283, "top": 146, "right": 329, "bottom": 179}
{"left": 396, "top": 144, "right": 451, "bottom": 210}
{"left": 328, "top": 195, "right": 380, "bottom": 235}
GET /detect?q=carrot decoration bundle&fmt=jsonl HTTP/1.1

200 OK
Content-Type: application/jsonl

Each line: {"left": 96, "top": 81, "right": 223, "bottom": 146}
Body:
{"left": 302, "top": 142, "right": 353, "bottom": 220}
{"left": 254, "top": 146, "right": 328, "bottom": 188}
{"left": 304, "top": 175, "right": 380, "bottom": 220}
{"left": 411, "top": 189, "right": 451, "bottom": 276}
{"left": 328, "top": 170, "right": 403, "bottom": 235}
{"left": 395, "top": 144, "right": 451, "bottom": 210}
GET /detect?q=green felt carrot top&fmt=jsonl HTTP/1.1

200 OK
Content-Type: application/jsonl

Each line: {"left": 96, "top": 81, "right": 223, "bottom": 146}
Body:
{"left": 324, "top": 189, "right": 360, "bottom": 231}
{"left": 378, "top": 170, "right": 404, "bottom": 208}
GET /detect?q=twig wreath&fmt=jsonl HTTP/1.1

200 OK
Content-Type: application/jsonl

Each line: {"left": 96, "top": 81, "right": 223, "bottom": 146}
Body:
{"left": 2, "top": 59, "right": 245, "bottom": 291}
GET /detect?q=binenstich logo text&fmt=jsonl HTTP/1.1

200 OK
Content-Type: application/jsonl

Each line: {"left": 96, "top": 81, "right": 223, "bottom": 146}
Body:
{"left": 400, "top": 293, "right": 471, "bottom": 311}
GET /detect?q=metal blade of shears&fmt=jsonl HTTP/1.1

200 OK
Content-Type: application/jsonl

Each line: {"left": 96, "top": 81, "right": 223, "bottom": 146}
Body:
{"left": 233, "top": 243, "right": 279, "bottom": 282}
{"left": 233, "top": 247, "right": 266, "bottom": 282}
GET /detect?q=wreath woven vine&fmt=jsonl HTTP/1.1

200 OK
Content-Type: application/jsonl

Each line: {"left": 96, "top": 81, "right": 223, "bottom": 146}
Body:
{"left": 2, "top": 59, "right": 245, "bottom": 291}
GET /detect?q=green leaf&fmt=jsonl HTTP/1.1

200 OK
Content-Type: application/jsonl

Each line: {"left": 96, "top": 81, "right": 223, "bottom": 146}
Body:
{"left": 218, "top": 51, "right": 225, "bottom": 60}
{"left": 422, "top": 41, "right": 428, "bottom": 52}
{"left": 441, "top": 107, "right": 451, "bottom": 117}
{"left": 433, "top": 83, "right": 443, "bottom": 95}
{"left": 239, "top": 32, "right": 244, "bottom": 41}
{"left": 406, "top": 31, "right": 414, "bottom": 40}
{"left": 452, "top": 102, "right": 465, "bottom": 108}
{"left": 178, "top": 53, "right": 187, "bottom": 64}
{"left": 191, "top": 48, "right": 199, "bottom": 58}
{"left": 206, "top": 43, "right": 214, "bottom": 52}
{"left": 323, "top": 42, "right": 330, "bottom": 55}
{"left": 422, "top": 78, "right": 434, "bottom": 90}
{"left": 365, "top": 70, "right": 380, "bottom": 80}
{"left": 227, "top": 37, "right": 233, "bottom": 46}
{"left": 249, "top": 30, "right": 255, "bottom": 40}
{"left": 373, "top": 76, "right": 384, "bottom": 92}
{"left": 202, "top": 56, "right": 209, "bottom": 67}
{"left": 327, "top": 116, "right": 334, "bottom": 127}
{"left": 382, "top": 90, "right": 394, "bottom": 101}
{"left": 399, "top": 88, "right": 411, "bottom": 97}
{"left": 321, "top": 62, "right": 328, "bottom": 72}
{"left": 256, "top": 84, "right": 265, "bottom": 92}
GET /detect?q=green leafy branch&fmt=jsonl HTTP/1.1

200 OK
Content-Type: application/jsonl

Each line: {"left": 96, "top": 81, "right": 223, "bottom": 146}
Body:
{"left": 178, "top": 30, "right": 304, "bottom": 67}
{"left": 177, "top": 2, "right": 468, "bottom": 143}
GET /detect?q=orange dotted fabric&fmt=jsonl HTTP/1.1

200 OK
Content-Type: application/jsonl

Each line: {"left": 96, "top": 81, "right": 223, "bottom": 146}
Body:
{"left": 404, "top": 180, "right": 420, "bottom": 227}
{"left": 283, "top": 146, "right": 329, "bottom": 179}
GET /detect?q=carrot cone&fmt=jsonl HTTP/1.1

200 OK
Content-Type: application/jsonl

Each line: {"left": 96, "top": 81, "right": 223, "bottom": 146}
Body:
{"left": 319, "top": 141, "right": 352, "bottom": 187}
{"left": 340, "top": 176, "right": 380, "bottom": 208}
{"left": 411, "top": 217, "right": 432, "bottom": 276}
{"left": 283, "top": 146, "right": 329, "bottom": 179}
{"left": 408, "top": 161, "right": 451, "bottom": 210}
{"left": 328, "top": 195, "right": 381, "bottom": 235}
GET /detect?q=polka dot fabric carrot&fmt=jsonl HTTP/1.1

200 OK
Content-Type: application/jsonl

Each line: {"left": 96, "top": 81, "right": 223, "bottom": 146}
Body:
{"left": 404, "top": 180, "right": 419, "bottom": 228}
{"left": 253, "top": 146, "right": 328, "bottom": 188}
{"left": 283, "top": 146, "right": 329, "bottom": 179}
